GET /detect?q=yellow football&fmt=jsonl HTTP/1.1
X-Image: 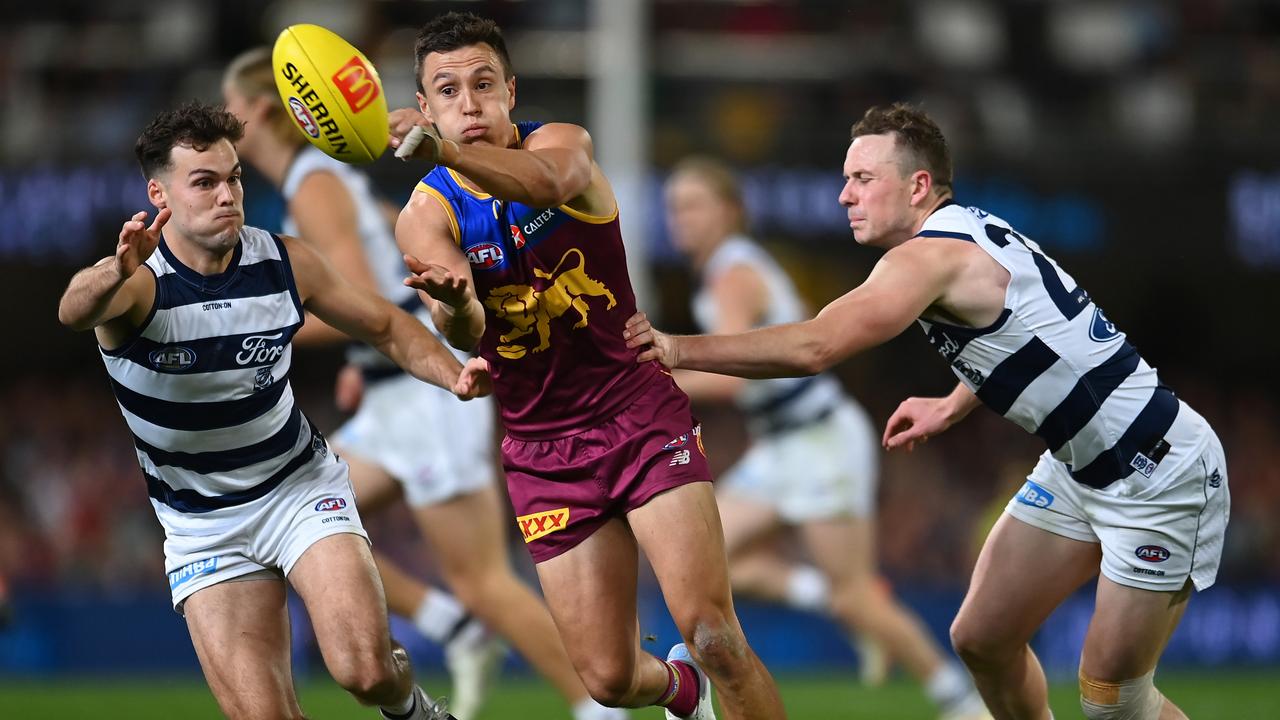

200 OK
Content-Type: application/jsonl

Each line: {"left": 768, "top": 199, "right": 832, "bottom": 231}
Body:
{"left": 271, "top": 24, "right": 389, "bottom": 164}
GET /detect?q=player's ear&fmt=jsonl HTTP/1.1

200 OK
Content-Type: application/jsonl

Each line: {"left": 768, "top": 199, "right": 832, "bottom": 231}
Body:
{"left": 507, "top": 75, "right": 516, "bottom": 112}
{"left": 416, "top": 91, "right": 433, "bottom": 123}
{"left": 910, "top": 169, "right": 932, "bottom": 206}
{"left": 147, "top": 178, "right": 168, "bottom": 210}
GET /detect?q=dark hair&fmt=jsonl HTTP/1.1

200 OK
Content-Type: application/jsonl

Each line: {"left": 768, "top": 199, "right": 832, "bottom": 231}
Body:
{"left": 850, "top": 103, "right": 952, "bottom": 188}
{"left": 414, "top": 11, "right": 513, "bottom": 94}
{"left": 135, "top": 101, "right": 245, "bottom": 179}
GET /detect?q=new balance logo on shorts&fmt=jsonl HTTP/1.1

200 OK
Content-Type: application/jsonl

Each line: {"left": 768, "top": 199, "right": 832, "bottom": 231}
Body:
{"left": 669, "top": 449, "right": 691, "bottom": 466}
{"left": 517, "top": 507, "right": 570, "bottom": 543}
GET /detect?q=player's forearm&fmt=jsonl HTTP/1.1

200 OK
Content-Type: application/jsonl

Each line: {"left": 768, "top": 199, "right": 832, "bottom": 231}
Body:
{"left": 429, "top": 295, "right": 485, "bottom": 352}
{"left": 443, "top": 143, "right": 582, "bottom": 208}
{"left": 674, "top": 321, "right": 834, "bottom": 379}
{"left": 58, "top": 259, "right": 127, "bottom": 330}
{"left": 944, "top": 382, "right": 982, "bottom": 423}
{"left": 378, "top": 310, "right": 465, "bottom": 391}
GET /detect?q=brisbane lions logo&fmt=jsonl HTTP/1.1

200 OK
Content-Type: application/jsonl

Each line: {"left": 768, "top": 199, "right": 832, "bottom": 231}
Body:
{"left": 484, "top": 248, "right": 616, "bottom": 359}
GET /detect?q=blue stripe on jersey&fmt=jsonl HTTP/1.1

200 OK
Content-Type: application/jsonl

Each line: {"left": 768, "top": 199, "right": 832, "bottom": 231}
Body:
{"left": 134, "top": 406, "right": 303, "bottom": 473}
{"left": 1070, "top": 387, "right": 1180, "bottom": 488}
{"left": 111, "top": 376, "right": 288, "bottom": 431}
{"left": 916, "top": 230, "right": 976, "bottom": 242}
{"left": 145, "top": 422, "right": 321, "bottom": 513}
{"left": 120, "top": 325, "right": 301, "bottom": 374}
{"left": 976, "top": 337, "right": 1060, "bottom": 415}
{"left": 153, "top": 258, "right": 294, "bottom": 310}
{"left": 1034, "top": 342, "right": 1140, "bottom": 452}
{"left": 925, "top": 309, "right": 1012, "bottom": 360}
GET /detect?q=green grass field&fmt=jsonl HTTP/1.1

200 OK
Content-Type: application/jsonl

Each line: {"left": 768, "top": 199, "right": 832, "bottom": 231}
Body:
{"left": 1, "top": 670, "right": 1276, "bottom": 719}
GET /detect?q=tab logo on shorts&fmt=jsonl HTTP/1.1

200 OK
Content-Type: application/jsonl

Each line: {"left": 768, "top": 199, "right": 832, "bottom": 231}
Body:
{"left": 168, "top": 557, "right": 219, "bottom": 591}
{"left": 517, "top": 507, "right": 569, "bottom": 543}
{"left": 1135, "top": 545, "right": 1170, "bottom": 563}
{"left": 314, "top": 497, "right": 347, "bottom": 512}
{"left": 1014, "top": 480, "right": 1054, "bottom": 509}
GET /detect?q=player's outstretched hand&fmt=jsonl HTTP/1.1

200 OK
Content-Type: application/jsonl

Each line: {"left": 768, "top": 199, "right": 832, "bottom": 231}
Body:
{"left": 403, "top": 254, "right": 471, "bottom": 308}
{"left": 623, "top": 311, "right": 679, "bottom": 369}
{"left": 882, "top": 396, "right": 955, "bottom": 452}
{"left": 453, "top": 357, "right": 492, "bottom": 400}
{"left": 116, "top": 208, "right": 170, "bottom": 279}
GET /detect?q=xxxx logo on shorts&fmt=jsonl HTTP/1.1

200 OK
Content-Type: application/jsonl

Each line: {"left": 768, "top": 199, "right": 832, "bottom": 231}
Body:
{"left": 517, "top": 507, "right": 570, "bottom": 543}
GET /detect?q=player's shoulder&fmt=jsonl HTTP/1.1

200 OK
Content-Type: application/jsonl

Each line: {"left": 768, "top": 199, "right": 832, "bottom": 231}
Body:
{"left": 522, "top": 121, "right": 591, "bottom": 151}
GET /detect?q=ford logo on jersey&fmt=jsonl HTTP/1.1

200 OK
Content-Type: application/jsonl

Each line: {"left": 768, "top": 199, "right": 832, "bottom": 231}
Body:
{"left": 315, "top": 497, "right": 347, "bottom": 512}
{"left": 466, "top": 242, "right": 505, "bottom": 270}
{"left": 1089, "top": 307, "right": 1119, "bottom": 342}
{"left": 149, "top": 346, "right": 197, "bottom": 371}
{"left": 1014, "top": 480, "right": 1054, "bottom": 509}
{"left": 1135, "top": 545, "right": 1170, "bottom": 563}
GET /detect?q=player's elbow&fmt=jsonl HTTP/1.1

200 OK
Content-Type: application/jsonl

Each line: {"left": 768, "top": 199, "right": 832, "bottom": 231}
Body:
{"left": 57, "top": 303, "right": 92, "bottom": 332}
{"left": 796, "top": 328, "right": 839, "bottom": 375}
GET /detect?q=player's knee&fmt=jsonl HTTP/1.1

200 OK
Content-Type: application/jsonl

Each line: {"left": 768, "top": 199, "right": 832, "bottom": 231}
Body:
{"left": 949, "top": 614, "right": 1014, "bottom": 668}
{"left": 1079, "top": 669, "right": 1165, "bottom": 720}
{"left": 329, "top": 652, "right": 399, "bottom": 699}
{"left": 575, "top": 656, "right": 638, "bottom": 707}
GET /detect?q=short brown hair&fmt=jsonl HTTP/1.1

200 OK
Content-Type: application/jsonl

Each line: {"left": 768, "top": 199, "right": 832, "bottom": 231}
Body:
{"left": 135, "top": 101, "right": 244, "bottom": 179}
{"left": 850, "top": 103, "right": 952, "bottom": 188}
{"left": 414, "top": 11, "right": 513, "bottom": 94}
{"left": 224, "top": 47, "right": 299, "bottom": 144}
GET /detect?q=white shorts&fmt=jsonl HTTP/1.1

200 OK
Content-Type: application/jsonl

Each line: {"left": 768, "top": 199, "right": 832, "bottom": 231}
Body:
{"left": 157, "top": 444, "right": 367, "bottom": 612}
{"left": 1005, "top": 405, "right": 1230, "bottom": 593}
{"left": 333, "top": 373, "right": 495, "bottom": 507}
{"left": 719, "top": 401, "right": 879, "bottom": 522}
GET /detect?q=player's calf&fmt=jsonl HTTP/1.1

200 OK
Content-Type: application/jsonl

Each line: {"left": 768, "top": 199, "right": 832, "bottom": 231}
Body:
{"left": 1079, "top": 669, "right": 1177, "bottom": 720}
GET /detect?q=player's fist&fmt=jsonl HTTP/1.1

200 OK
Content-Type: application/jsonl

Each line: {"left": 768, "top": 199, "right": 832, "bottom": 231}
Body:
{"left": 116, "top": 208, "right": 170, "bottom": 279}
{"left": 387, "top": 107, "right": 427, "bottom": 149}
{"left": 623, "top": 311, "right": 680, "bottom": 369}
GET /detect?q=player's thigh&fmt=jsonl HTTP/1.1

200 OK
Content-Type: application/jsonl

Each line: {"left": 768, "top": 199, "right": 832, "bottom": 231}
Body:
{"left": 954, "top": 513, "right": 1101, "bottom": 651}
{"left": 715, "top": 491, "right": 783, "bottom": 558}
{"left": 628, "top": 482, "right": 737, "bottom": 633}
{"left": 411, "top": 484, "right": 510, "bottom": 582}
{"left": 338, "top": 446, "right": 403, "bottom": 516}
{"left": 799, "top": 514, "right": 876, "bottom": 587}
{"left": 1081, "top": 576, "right": 1191, "bottom": 681}
{"left": 535, "top": 517, "right": 641, "bottom": 668}
{"left": 287, "top": 533, "right": 393, "bottom": 666}
{"left": 183, "top": 577, "right": 300, "bottom": 718}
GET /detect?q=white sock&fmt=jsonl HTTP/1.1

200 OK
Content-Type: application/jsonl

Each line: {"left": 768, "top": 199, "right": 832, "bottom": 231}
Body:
{"left": 925, "top": 661, "right": 975, "bottom": 708}
{"left": 413, "top": 589, "right": 467, "bottom": 644}
{"left": 573, "top": 697, "right": 626, "bottom": 720}
{"left": 784, "top": 565, "right": 830, "bottom": 612}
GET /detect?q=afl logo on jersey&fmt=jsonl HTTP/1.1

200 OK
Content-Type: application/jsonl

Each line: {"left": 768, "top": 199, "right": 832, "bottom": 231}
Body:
{"left": 466, "top": 242, "right": 505, "bottom": 270}
{"left": 149, "top": 346, "right": 197, "bottom": 371}
{"left": 314, "top": 497, "right": 347, "bottom": 512}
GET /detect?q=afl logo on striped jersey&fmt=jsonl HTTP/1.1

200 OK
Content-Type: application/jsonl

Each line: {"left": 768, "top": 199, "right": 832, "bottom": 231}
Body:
{"left": 149, "top": 346, "right": 197, "bottom": 371}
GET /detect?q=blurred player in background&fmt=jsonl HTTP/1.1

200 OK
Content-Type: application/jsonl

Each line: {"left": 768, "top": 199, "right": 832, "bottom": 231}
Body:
{"left": 223, "top": 48, "right": 622, "bottom": 720}
{"left": 626, "top": 103, "right": 1230, "bottom": 720}
{"left": 663, "top": 157, "right": 988, "bottom": 720}
{"left": 57, "top": 101, "right": 480, "bottom": 720}
{"left": 392, "top": 11, "right": 785, "bottom": 720}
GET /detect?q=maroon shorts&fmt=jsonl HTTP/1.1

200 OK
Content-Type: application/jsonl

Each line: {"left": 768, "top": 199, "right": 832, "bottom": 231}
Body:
{"left": 502, "top": 374, "right": 711, "bottom": 563}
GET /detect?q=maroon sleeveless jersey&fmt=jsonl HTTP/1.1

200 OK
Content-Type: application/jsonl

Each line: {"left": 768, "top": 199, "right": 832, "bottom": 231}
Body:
{"left": 416, "top": 124, "right": 663, "bottom": 438}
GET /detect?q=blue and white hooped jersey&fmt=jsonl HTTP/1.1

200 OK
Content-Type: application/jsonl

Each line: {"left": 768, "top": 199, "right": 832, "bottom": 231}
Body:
{"left": 917, "top": 203, "right": 1180, "bottom": 489}
{"left": 99, "top": 226, "right": 318, "bottom": 513}
{"left": 692, "top": 236, "right": 847, "bottom": 435}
